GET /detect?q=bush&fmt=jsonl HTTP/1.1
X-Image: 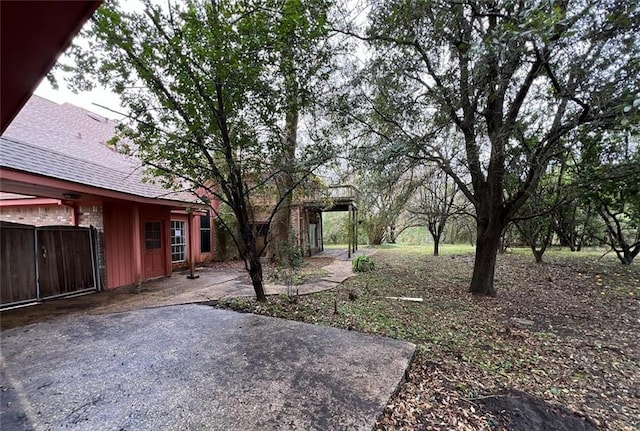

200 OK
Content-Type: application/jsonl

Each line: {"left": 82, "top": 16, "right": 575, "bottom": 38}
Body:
{"left": 352, "top": 254, "right": 376, "bottom": 272}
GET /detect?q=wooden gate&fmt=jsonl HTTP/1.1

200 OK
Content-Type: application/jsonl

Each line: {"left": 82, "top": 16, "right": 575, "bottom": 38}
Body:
{"left": 0, "top": 222, "right": 100, "bottom": 308}
{"left": 0, "top": 222, "right": 37, "bottom": 304}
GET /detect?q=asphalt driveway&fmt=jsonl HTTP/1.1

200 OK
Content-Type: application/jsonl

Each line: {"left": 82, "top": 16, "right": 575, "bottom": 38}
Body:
{"left": 1, "top": 304, "right": 415, "bottom": 430}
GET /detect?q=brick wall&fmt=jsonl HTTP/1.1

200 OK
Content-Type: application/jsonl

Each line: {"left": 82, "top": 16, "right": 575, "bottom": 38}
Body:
{"left": 0, "top": 205, "right": 72, "bottom": 226}
{"left": 78, "top": 205, "right": 106, "bottom": 290}
{"left": 78, "top": 205, "right": 103, "bottom": 229}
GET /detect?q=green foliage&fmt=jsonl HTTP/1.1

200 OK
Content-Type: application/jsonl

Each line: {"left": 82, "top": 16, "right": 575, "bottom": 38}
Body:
{"left": 322, "top": 212, "right": 350, "bottom": 244}
{"left": 347, "top": 0, "right": 640, "bottom": 293}
{"left": 264, "top": 265, "right": 329, "bottom": 286}
{"left": 396, "top": 226, "right": 430, "bottom": 245}
{"left": 64, "top": 0, "right": 341, "bottom": 300}
{"left": 353, "top": 167, "right": 420, "bottom": 245}
{"left": 577, "top": 129, "right": 640, "bottom": 264}
{"left": 408, "top": 168, "right": 467, "bottom": 254}
{"left": 283, "top": 230, "right": 305, "bottom": 270}
{"left": 352, "top": 254, "right": 376, "bottom": 272}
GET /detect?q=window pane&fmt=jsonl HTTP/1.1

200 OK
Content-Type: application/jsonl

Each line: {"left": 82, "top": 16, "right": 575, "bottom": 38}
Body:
{"left": 200, "top": 213, "right": 210, "bottom": 229}
{"left": 170, "top": 220, "right": 186, "bottom": 262}
{"left": 200, "top": 228, "right": 211, "bottom": 253}
{"left": 145, "top": 222, "right": 162, "bottom": 250}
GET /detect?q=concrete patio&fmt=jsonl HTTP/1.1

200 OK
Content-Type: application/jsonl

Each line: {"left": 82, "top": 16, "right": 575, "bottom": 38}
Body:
{"left": 0, "top": 248, "right": 416, "bottom": 430}
{"left": 1, "top": 304, "right": 414, "bottom": 430}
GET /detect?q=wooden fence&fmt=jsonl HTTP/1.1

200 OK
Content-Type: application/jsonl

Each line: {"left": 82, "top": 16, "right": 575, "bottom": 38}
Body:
{"left": 0, "top": 222, "right": 100, "bottom": 308}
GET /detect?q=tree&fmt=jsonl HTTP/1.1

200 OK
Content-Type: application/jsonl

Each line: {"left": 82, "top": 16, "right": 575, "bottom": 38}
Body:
{"left": 552, "top": 199, "right": 600, "bottom": 251}
{"left": 67, "top": 0, "right": 336, "bottom": 301}
{"left": 509, "top": 156, "right": 571, "bottom": 263}
{"left": 579, "top": 125, "right": 640, "bottom": 264}
{"left": 512, "top": 183, "right": 556, "bottom": 263}
{"left": 409, "top": 168, "right": 465, "bottom": 256}
{"left": 356, "top": 167, "right": 419, "bottom": 245}
{"left": 322, "top": 211, "right": 349, "bottom": 244}
{"left": 350, "top": 0, "right": 640, "bottom": 295}
{"left": 266, "top": 0, "right": 337, "bottom": 264}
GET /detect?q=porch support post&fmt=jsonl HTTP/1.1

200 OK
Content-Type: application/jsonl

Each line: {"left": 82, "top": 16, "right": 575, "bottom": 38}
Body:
{"left": 187, "top": 211, "right": 199, "bottom": 279}
{"left": 319, "top": 210, "right": 324, "bottom": 252}
{"left": 354, "top": 207, "right": 358, "bottom": 251}
{"left": 347, "top": 203, "right": 352, "bottom": 259}
{"left": 132, "top": 206, "right": 143, "bottom": 285}
{"left": 352, "top": 206, "right": 356, "bottom": 254}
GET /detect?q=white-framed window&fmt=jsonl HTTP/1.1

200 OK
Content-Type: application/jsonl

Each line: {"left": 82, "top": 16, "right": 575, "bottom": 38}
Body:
{"left": 171, "top": 220, "right": 186, "bottom": 262}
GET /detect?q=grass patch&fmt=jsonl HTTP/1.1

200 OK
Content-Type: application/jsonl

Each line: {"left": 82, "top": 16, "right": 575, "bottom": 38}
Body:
{"left": 507, "top": 246, "right": 617, "bottom": 260}
{"left": 215, "top": 246, "right": 639, "bottom": 430}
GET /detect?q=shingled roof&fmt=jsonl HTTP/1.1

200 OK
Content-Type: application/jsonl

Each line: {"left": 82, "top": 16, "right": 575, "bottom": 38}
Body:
{"left": 0, "top": 95, "right": 199, "bottom": 205}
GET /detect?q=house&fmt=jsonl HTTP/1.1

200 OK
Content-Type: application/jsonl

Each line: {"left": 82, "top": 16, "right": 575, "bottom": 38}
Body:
{"left": 246, "top": 181, "right": 359, "bottom": 259}
{"left": 0, "top": 96, "right": 216, "bottom": 307}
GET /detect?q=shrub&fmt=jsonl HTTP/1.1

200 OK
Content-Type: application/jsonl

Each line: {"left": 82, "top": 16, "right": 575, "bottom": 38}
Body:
{"left": 352, "top": 254, "right": 376, "bottom": 272}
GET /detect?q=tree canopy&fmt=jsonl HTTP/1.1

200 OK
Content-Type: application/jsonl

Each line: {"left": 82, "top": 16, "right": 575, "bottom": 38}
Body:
{"left": 343, "top": 0, "right": 640, "bottom": 294}
{"left": 67, "top": 0, "right": 338, "bottom": 301}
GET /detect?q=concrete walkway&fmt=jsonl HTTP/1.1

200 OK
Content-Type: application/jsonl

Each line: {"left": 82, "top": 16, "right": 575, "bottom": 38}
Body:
{"left": 96, "top": 248, "right": 376, "bottom": 313}
{"left": 1, "top": 248, "right": 376, "bottom": 328}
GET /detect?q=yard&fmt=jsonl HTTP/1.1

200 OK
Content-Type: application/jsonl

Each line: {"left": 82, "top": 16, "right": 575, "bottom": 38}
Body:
{"left": 215, "top": 244, "right": 639, "bottom": 430}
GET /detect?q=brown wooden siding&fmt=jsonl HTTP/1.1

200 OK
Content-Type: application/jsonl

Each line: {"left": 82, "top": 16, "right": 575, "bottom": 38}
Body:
{"left": 1, "top": 222, "right": 98, "bottom": 307}
{"left": 103, "top": 203, "right": 135, "bottom": 289}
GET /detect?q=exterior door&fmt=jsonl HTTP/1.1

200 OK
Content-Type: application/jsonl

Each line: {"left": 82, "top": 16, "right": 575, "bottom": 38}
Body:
{"left": 143, "top": 221, "right": 165, "bottom": 279}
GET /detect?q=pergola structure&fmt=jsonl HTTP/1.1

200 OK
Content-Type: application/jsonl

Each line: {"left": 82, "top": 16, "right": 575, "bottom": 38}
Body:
{"left": 322, "top": 186, "right": 359, "bottom": 257}
{"left": 299, "top": 185, "right": 359, "bottom": 258}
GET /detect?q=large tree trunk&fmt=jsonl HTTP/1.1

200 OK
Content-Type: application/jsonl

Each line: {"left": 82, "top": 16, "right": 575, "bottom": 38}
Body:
{"left": 270, "top": 34, "right": 299, "bottom": 264}
{"left": 617, "top": 246, "right": 639, "bottom": 266}
{"left": 270, "top": 105, "right": 298, "bottom": 264}
{"left": 388, "top": 224, "right": 397, "bottom": 243}
{"left": 247, "top": 252, "right": 266, "bottom": 302}
{"left": 238, "top": 228, "right": 267, "bottom": 302}
{"left": 433, "top": 234, "right": 440, "bottom": 256}
{"left": 270, "top": 192, "right": 292, "bottom": 262}
{"left": 469, "top": 218, "right": 503, "bottom": 296}
{"left": 428, "top": 223, "right": 441, "bottom": 256}
{"left": 235, "top": 195, "right": 267, "bottom": 302}
{"left": 367, "top": 221, "right": 385, "bottom": 245}
{"left": 532, "top": 248, "right": 544, "bottom": 264}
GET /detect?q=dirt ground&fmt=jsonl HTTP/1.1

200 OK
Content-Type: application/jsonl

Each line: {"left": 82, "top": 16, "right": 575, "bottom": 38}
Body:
{"left": 478, "top": 389, "right": 598, "bottom": 431}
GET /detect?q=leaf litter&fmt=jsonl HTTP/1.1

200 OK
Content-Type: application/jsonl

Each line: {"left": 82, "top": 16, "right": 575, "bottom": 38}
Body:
{"left": 214, "top": 249, "right": 639, "bottom": 430}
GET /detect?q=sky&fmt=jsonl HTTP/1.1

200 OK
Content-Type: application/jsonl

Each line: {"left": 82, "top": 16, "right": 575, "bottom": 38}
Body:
{"left": 32, "top": 0, "right": 369, "bottom": 123}
{"left": 34, "top": 79, "right": 124, "bottom": 120}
